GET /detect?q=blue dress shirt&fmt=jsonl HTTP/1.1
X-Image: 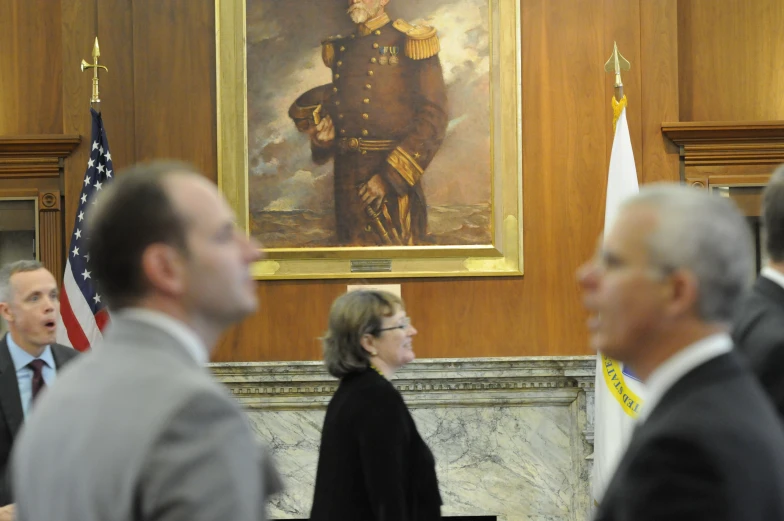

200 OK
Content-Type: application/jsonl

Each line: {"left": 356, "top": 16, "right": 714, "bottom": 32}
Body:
{"left": 6, "top": 334, "right": 57, "bottom": 418}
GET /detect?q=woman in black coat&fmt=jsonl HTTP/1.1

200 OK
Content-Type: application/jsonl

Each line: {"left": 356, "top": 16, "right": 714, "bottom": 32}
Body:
{"left": 310, "top": 289, "right": 442, "bottom": 521}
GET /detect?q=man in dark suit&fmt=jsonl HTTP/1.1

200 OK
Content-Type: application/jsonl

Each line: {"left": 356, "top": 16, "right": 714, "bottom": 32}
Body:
{"left": 733, "top": 164, "right": 784, "bottom": 419}
{"left": 578, "top": 184, "right": 784, "bottom": 521}
{"left": 0, "top": 260, "right": 78, "bottom": 513}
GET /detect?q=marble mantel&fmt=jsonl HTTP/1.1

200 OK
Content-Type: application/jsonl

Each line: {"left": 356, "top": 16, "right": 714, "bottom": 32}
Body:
{"left": 211, "top": 356, "right": 597, "bottom": 521}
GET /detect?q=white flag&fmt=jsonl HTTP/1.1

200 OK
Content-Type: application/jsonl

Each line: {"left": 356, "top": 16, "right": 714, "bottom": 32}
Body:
{"left": 592, "top": 100, "right": 645, "bottom": 504}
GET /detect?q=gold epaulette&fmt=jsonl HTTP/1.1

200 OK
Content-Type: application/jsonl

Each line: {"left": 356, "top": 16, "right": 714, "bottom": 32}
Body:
{"left": 392, "top": 19, "right": 440, "bottom": 60}
{"left": 321, "top": 35, "right": 343, "bottom": 68}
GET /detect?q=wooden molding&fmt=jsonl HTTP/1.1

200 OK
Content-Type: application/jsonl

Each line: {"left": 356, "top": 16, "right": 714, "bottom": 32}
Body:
{"left": 39, "top": 190, "right": 63, "bottom": 283}
{"left": 0, "top": 135, "right": 81, "bottom": 157}
{"left": 661, "top": 121, "right": 784, "bottom": 143}
{"left": 0, "top": 136, "right": 80, "bottom": 287}
{"left": 661, "top": 121, "right": 784, "bottom": 221}
{"left": 662, "top": 121, "right": 784, "bottom": 168}
{"left": 0, "top": 135, "right": 81, "bottom": 178}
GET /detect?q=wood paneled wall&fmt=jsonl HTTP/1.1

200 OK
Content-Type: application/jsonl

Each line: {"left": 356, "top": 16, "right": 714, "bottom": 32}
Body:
{"left": 219, "top": 0, "right": 681, "bottom": 362}
{"left": 1, "top": 0, "right": 779, "bottom": 361}
{"left": 0, "top": 0, "right": 63, "bottom": 135}
{"left": 678, "top": 0, "right": 784, "bottom": 121}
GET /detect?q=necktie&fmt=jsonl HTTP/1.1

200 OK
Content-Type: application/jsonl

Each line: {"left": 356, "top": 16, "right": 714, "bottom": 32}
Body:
{"left": 28, "top": 359, "right": 47, "bottom": 401}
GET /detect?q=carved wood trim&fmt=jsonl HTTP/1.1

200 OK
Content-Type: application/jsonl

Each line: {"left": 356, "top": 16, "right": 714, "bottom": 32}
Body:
{"left": 0, "top": 136, "right": 80, "bottom": 179}
{"left": 662, "top": 122, "right": 784, "bottom": 170}
{"left": 0, "top": 136, "right": 79, "bottom": 286}
{"left": 662, "top": 121, "right": 784, "bottom": 191}
{"left": 39, "top": 190, "right": 63, "bottom": 285}
{"left": 0, "top": 135, "right": 81, "bottom": 157}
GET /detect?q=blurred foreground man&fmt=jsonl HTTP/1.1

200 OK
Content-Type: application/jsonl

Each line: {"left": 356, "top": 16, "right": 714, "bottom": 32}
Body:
{"left": 12, "top": 161, "right": 280, "bottom": 521}
{"left": 733, "top": 164, "right": 784, "bottom": 419}
{"left": 579, "top": 184, "right": 784, "bottom": 521}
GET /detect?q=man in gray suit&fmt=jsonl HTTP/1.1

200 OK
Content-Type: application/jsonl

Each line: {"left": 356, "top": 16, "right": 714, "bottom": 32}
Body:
{"left": 11, "top": 161, "right": 281, "bottom": 521}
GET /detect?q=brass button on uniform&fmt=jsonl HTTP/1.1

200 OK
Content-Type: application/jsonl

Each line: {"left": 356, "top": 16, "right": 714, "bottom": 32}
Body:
{"left": 361, "top": 129, "right": 369, "bottom": 136}
{"left": 374, "top": 30, "right": 381, "bottom": 35}
{"left": 365, "top": 84, "right": 372, "bottom": 90}
{"left": 340, "top": 46, "right": 346, "bottom": 51}
{"left": 340, "top": 129, "right": 346, "bottom": 135}
{"left": 334, "top": 74, "right": 340, "bottom": 79}
{"left": 367, "top": 70, "right": 374, "bottom": 76}
{"left": 362, "top": 113, "right": 369, "bottom": 119}
{"left": 373, "top": 43, "right": 379, "bottom": 49}
{"left": 335, "top": 101, "right": 340, "bottom": 106}
{"left": 333, "top": 87, "right": 338, "bottom": 93}
{"left": 337, "top": 60, "right": 343, "bottom": 67}
{"left": 338, "top": 114, "right": 344, "bottom": 119}
{"left": 370, "top": 57, "right": 377, "bottom": 64}
{"left": 363, "top": 98, "right": 370, "bottom": 104}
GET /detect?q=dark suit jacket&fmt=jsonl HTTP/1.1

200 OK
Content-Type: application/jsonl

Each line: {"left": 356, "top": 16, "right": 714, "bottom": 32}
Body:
{"left": 732, "top": 276, "right": 784, "bottom": 418}
{"left": 595, "top": 352, "right": 784, "bottom": 521}
{"left": 310, "top": 368, "right": 442, "bottom": 521}
{"left": 0, "top": 334, "right": 78, "bottom": 506}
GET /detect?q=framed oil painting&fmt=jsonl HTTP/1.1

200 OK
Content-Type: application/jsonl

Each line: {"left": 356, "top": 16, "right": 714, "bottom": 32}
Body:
{"left": 216, "top": 0, "right": 523, "bottom": 279}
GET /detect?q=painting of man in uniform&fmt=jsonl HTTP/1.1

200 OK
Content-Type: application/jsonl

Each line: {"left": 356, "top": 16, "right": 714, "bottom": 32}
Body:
{"left": 247, "top": 0, "right": 491, "bottom": 247}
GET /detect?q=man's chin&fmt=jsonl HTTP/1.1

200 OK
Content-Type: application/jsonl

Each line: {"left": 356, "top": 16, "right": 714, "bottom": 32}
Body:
{"left": 42, "top": 336, "right": 56, "bottom": 347}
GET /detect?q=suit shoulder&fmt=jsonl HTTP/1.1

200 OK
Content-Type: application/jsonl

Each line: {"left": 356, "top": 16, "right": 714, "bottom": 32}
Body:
{"left": 52, "top": 343, "right": 79, "bottom": 362}
{"left": 392, "top": 19, "right": 440, "bottom": 60}
{"left": 321, "top": 34, "right": 347, "bottom": 67}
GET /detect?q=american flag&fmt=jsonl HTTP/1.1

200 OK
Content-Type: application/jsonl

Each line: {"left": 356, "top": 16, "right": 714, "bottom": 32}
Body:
{"left": 56, "top": 108, "right": 112, "bottom": 351}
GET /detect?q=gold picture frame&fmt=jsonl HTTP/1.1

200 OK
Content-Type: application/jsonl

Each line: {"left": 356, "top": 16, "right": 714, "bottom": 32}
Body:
{"left": 216, "top": 0, "right": 523, "bottom": 280}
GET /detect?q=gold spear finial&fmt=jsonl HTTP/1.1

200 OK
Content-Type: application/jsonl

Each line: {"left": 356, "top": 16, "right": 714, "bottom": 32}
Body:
{"left": 604, "top": 41, "right": 630, "bottom": 101}
{"left": 80, "top": 37, "right": 108, "bottom": 105}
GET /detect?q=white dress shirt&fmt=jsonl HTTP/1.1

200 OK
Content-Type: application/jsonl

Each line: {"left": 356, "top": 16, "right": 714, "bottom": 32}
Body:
{"left": 637, "top": 332, "right": 733, "bottom": 423}
{"left": 116, "top": 308, "right": 209, "bottom": 366}
{"left": 761, "top": 266, "right": 784, "bottom": 291}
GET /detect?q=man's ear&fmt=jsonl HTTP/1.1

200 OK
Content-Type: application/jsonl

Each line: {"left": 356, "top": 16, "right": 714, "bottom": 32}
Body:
{"left": 140, "top": 244, "right": 187, "bottom": 297}
{"left": 0, "top": 303, "right": 12, "bottom": 324}
{"left": 663, "top": 269, "right": 700, "bottom": 319}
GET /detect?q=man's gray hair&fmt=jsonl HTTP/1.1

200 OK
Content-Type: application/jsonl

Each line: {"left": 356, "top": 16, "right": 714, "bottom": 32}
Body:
{"left": 762, "top": 163, "right": 784, "bottom": 263}
{"left": 0, "top": 259, "right": 45, "bottom": 302}
{"left": 622, "top": 184, "right": 754, "bottom": 323}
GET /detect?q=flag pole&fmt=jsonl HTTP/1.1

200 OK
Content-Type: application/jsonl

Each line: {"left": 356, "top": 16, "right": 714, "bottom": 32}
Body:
{"left": 592, "top": 41, "right": 642, "bottom": 508}
{"left": 80, "top": 37, "right": 108, "bottom": 111}
{"left": 604, "top": 42, "right": 630, "bottom": 130}
{"left": 57, "top": 38, "right": 114, "bottom": 351}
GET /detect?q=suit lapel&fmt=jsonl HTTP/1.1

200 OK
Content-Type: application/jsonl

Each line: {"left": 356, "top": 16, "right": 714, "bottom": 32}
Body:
{"left": 51, "top": 344, "right": 75, "bottom": 369}
{"left": 0, "top": 335, "right": 24, "bottom": 438}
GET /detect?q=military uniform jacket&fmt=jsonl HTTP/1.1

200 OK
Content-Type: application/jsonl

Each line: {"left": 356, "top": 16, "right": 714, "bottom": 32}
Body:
{"left": 291, "top": 13, "right": 448, "bottom": 245}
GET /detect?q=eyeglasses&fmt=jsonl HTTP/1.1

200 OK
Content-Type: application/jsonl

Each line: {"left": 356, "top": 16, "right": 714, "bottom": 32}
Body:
{"left": 375, "top": 316, "right": 412, "bottom": 333}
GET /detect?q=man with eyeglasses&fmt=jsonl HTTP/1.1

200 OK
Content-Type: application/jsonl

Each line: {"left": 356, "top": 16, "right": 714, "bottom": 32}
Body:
{"left": 579, "top": 184, "right": 784, "bottom": 521}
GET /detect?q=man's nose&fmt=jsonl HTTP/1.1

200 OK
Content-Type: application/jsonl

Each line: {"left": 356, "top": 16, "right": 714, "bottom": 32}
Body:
{"left": 577, "top": 261, "right": 598, "bottom": 289}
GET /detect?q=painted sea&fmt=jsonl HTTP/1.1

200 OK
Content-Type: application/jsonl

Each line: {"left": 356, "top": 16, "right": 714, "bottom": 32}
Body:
{"left": 251, "top": 203, "right": 491, "bottom": 248}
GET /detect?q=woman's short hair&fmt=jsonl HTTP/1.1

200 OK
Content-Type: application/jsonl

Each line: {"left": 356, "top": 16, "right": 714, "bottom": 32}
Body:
{"left": 322, "top": 290, "right": 403, "bottom": 378}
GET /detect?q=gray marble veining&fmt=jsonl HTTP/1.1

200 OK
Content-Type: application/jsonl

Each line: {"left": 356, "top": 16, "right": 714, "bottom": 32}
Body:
{"left": 211, "top": 356, "right": 596, "bottom": 521}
